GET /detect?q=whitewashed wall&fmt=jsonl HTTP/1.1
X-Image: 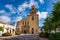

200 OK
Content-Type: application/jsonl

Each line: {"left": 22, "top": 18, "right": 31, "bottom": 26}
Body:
{"left": 0, "top": 23, "right": 16, "bottom": 36}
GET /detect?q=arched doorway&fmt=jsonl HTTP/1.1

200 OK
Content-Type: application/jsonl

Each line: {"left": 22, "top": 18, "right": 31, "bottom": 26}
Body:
{"left": 32, "top": 31, "right": 34, "bottom": 34}
{"left": 10, "top": 30, "right": 11, "bottom": 33}
{"left": 24, "top": 30, "right": 27, "bottom": 34}
{"left": 32, "top": 28, "right": 34, "bottom": 34}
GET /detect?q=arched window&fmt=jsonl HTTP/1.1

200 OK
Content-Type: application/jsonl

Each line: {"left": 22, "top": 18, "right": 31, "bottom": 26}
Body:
{"left": 24, "top": 30, "right": 27, "bottom": 34}
{"left": 32, "top": 28, "right": 34, "bottom": 30}
{"left": 25, "top": 21, "right": 26, "bottom": 25}
{"left": 22, "top": 21, "right": 24, "bottom": 25}
{"left": 32, "top": 8, "right": 34, "bottom": 10}
{"left": 32, "top": 16, "right": 34, "bottom": 20}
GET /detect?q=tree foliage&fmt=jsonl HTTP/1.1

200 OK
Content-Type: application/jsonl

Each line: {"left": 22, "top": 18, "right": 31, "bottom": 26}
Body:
{"left": 43, "top": 1, "right": 60, "bottom": 32}
{"left": 0, "top": 27, "right": 4, "bottom": 32}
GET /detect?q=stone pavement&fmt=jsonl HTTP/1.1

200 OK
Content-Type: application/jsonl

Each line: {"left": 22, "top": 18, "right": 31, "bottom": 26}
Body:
{"left": 0, "top": 34, "right": 49, "bottom": 40}
{"left": 0, "top": 39, "right": 3, "bottom": 40}
{"left": 3, "top": 34, "right": 39, "bottom": 40}
{"left": 39, "top": 37, "right": 49, "bottom": 40}
{"left": 0, "top": 35, "right": 18, "bottom": 40}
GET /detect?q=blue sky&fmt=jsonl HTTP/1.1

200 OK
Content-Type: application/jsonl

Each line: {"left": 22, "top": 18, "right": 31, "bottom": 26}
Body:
{"left": 0, "top": 0, "right": 57, "bottom": 27}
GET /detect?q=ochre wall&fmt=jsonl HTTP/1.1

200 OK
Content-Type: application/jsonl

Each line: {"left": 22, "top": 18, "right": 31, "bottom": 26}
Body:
{"left": 16, "top": 6, "right": 39, "bottom": 35}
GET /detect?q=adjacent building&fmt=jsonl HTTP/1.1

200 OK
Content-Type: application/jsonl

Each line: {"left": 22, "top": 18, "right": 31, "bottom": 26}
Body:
{"left": 0, "top": 22, "right": 16, "bottom": 35}
{"left": 16, "top": 6, "right": 39, "bottom": 34}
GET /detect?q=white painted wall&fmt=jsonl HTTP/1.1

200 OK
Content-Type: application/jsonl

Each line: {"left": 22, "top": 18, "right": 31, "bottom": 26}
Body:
{"left": 0, "top": 23, "right": 16, "bottom": 36}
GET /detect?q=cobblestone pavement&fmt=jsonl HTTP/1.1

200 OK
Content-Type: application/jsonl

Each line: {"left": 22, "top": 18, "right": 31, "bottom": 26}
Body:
{"left": 3, "top": 35, "right": 39, "bottom": 40}
{"left": 0, "top": 39, "right": 3, "bottom": 40}
{"left": 40, "top": 37, "right": 49, "bottom": 40}
{"left": 0, "top": 34, "right": 49, "bottom": 40}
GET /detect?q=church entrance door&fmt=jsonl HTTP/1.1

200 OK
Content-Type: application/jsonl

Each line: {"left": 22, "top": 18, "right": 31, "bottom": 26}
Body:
{"left": 32, "top": 28, "right": 34, "bottom": 34}
{"left": 24, "top": 30, "right": 27, "bottom": 34}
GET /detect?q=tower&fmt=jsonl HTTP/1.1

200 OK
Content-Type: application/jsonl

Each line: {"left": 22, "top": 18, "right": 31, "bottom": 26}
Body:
{"left": 30, "top": 5, "right": 37, "bottom": 15}
{"left": 28, "top": 5, "right": 39, "bottom": 34}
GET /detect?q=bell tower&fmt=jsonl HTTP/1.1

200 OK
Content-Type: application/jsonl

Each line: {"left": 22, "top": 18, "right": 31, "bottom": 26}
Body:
{"left": 30, "top": 5, "right": 37, "bottom": 16}
{"left": 29, "top": 5, "right": 39, "bottom": 34}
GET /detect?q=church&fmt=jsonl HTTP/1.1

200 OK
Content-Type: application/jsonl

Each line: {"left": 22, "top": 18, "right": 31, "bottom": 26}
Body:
{"left": 16, "top": 6, "right": 39, "bottom": 34}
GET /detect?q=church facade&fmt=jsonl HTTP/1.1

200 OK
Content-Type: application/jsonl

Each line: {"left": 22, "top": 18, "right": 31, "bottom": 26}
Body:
{"left": 16, "top": 6, "right": 39, "bottom": 34}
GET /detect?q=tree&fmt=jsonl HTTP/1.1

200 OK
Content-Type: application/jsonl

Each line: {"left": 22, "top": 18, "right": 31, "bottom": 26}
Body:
{"left": 43, "top": 1, "right": 60, "bottom": 33}
{"left": 43, "top": 14, "right": 53, "bottom": 33}
{"left": 51, "top": 1, "right": 60, "bottom": 32}
{"left": 0, "top": 27, "right": 4, "bottom": 32}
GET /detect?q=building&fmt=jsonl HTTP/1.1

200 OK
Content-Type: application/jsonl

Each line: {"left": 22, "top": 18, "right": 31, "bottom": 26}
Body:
{"left": 0, "top": 22, "right": 16, "bottom": 36}
{"left": 56, "top": 27, "right": 60, "bottom": 32}
{"left": 51, "top": 27, "right": 60, "bottom": 33}
{"left": 16, "top": 6, "right": 39, "bottom": 34}
{"left": 39, "top": 27, "right": 42, "bottom": 33}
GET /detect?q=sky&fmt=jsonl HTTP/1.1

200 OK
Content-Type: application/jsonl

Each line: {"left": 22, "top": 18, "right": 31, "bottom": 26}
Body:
{"left": 0, "top": 0, "right": 57, "bottom": 27}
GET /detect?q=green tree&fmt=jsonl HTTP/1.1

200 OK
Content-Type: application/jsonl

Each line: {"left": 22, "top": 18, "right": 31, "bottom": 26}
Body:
{"left": 43, "top": 1, "right": 60, "bottom": 40}
{"left": 0, "top": 27, "right": 4, "bottom": 32}
{"left": 43, "top": 1, "right": 60, "bottom": 33}
{"left": 43, "top": 14, "right": 53, "bottom": 33}
{"left": 51, "top": 1, "right": 60, "bottom": 32}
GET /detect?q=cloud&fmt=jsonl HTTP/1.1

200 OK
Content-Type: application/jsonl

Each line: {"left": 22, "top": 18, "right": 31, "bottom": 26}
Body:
{"left": 39, "top": 0, "right": 44, "bottom": 4}
{"left": 37, "top": 11, "right": 48, "bottom": 20}
{"left": 29, "top": 0, "right": 39, "bottom": 8}
{"left": 18, "top": 0, "right": 39, "bottom": 13}
{"left": 0, "top": 10, "right": 14, "bottom": 17}
{"left": 5, "top": 4, "right": 20, "bottom": 15}
{"left": 18, "top": 2, "right": 28, "bottom": 12}
{"left": 5, "top": 4, "right": 16, "bottom": 14}
{"left": 0, "top": 10, "right": 6, "bottom": 14}
{"left": 3, "top": 0, "right": 46, "bottom": 25}
{"left": 5, "top": 0, "right": 39, "bottom": 16}
{"left": 37, "top": 11, "right": 48, "bottom": 26}
{"left": 0, "top": 16, "right": 11, "bottom": 23}
{"left": 13, "top": 16, "right": 23, "bottom": 22}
